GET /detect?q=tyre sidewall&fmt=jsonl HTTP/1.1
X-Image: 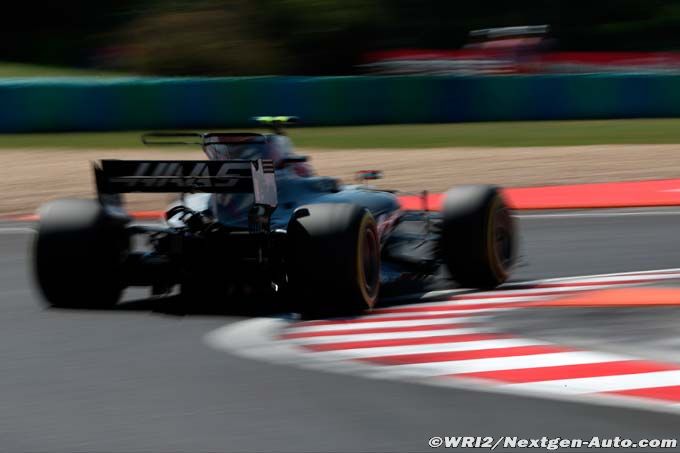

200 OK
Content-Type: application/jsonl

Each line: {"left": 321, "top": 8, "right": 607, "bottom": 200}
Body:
{"left": 286, "top": 203, "right": 380, "bottom": 318}
{"left": 441, "top": 186, "right": 516, "bottom": 288}
{"left": 34, "top": 199, "right": 129, "bottom": 308}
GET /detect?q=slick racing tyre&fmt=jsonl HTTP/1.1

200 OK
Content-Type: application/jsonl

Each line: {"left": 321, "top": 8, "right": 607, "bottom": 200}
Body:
{"left": 34, "top": 199, "right": 130, "bottom": 309}
{"left": 287, "top": 203, "right": 380, "bottom": 319}
{"left": 440, "top": 185, "right": 516, "bottom": 289}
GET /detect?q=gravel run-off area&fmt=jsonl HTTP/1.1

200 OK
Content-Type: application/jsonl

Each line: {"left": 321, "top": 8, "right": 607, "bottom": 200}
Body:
{"left": 3, "top": 144, "right": 680, "bottom": 215}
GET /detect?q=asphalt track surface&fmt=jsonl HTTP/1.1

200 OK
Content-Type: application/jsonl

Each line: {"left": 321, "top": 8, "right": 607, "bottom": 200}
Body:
{"left": 3, "top": 210, "right": 680, "bottom": 452}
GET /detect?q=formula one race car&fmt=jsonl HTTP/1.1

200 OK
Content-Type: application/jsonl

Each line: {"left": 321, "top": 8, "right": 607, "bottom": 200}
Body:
{"left": 33, "top": 117, "right": 517, "bottom": 318}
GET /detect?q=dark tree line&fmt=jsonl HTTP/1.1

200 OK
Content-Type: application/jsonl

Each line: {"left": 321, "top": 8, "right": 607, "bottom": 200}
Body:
{"left": 3, "top": 0, "right": 680, "bottom": 74}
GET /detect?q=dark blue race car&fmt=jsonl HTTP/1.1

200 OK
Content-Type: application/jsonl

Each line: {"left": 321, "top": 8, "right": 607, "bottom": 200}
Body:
{"left": 34, "top": 117, "right": 517, "bottom": 318}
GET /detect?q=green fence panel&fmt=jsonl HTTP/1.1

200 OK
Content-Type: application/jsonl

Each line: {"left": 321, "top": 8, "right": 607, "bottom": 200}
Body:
{"left": 0, "top": 74, "right": 679, "bottom": 132}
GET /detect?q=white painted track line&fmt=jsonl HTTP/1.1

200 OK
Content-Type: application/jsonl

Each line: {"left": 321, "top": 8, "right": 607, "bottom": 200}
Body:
{"left": 382, "top": 352, "right": 626, "bottom": 377}
{"left": 364, "top": 307, "right": 519, "bottom": 319}
{"left": 308, "top": 339, "right": 551, "bottom": 359}
{"left": 284, "top": 316, "right": 489, "bottom": 333}
{"left": 509, "top": 370, "right": 680, "bottom": 395}
{"left": 0, "top": 227, "right": 35, "bottom": 234}
{"left": 284, "top": 327, "right": 494, "bottom": 344}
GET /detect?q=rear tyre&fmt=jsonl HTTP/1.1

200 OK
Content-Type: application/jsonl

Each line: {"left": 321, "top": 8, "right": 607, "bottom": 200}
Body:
{"left": 440, "top": 185, "right": 516, "bottom": 289}
{"left": 287, "top": 203, "right": 380, "bottom": 319}
{"left": 33, "top": 199, "right": 130, "bottom": 308}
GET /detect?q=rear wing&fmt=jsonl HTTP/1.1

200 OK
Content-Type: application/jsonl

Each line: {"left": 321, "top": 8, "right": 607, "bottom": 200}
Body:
{"left": 94, "top": 158, "right": 277, "bottom": 211}
{"left": 141, "top": 132, "right": 267, "bottom": 146}
{"left": 141, "top": 132, "right": 204, "bottom": 146}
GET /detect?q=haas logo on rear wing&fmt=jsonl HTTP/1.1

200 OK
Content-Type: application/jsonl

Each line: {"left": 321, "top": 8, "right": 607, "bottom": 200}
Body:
{"left": 94, "top": 159, "right": 276, "bottom": 208}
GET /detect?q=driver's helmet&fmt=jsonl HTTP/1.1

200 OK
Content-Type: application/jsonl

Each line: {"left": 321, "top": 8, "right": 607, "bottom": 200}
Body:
{"left": 265, "top": 135, "right": 315, "bottom": 177}
{"left": 204, "top": 134, "right": 313, "bottom": 177}
{"left": 203, "top": 135, "right": 284, "bottom": 165}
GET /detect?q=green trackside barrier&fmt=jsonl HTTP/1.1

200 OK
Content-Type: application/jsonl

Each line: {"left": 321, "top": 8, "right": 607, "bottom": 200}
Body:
{"left": 0, "top": 74, "right": 679, "bottom": 132}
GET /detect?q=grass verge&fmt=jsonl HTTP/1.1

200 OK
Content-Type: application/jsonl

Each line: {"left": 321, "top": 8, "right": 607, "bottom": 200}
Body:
{"left": 2, "top": 119, "right": 680, "bottom": 149}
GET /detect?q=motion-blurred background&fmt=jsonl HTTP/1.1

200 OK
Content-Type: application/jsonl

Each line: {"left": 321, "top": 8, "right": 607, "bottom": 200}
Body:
{"left": 6, "top": 0, "right": 680, "bottom": 76}
{"left": 3, "top": 0, "right": 680, "bottom": 216}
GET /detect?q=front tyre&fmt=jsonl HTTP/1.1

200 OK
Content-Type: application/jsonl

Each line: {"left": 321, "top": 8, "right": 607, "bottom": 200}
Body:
{"left": 287, "top": 203, "right": 380, "bottom": 319}
{"left": 33, "top": 199, "right": 130, "bottom": 308}
{"left": 440, "top": 185, "right": 516, "bottom": 288}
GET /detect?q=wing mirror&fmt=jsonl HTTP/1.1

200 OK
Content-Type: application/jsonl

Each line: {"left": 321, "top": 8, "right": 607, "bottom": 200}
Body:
{"left": 356, "top": 170, "right": 383, "bottom": 182}
{"left": 281, "top": 155, "right": 308, "bottom": 164}
{"left": 277, "top": 155, "right": 309, "bottom": 169}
